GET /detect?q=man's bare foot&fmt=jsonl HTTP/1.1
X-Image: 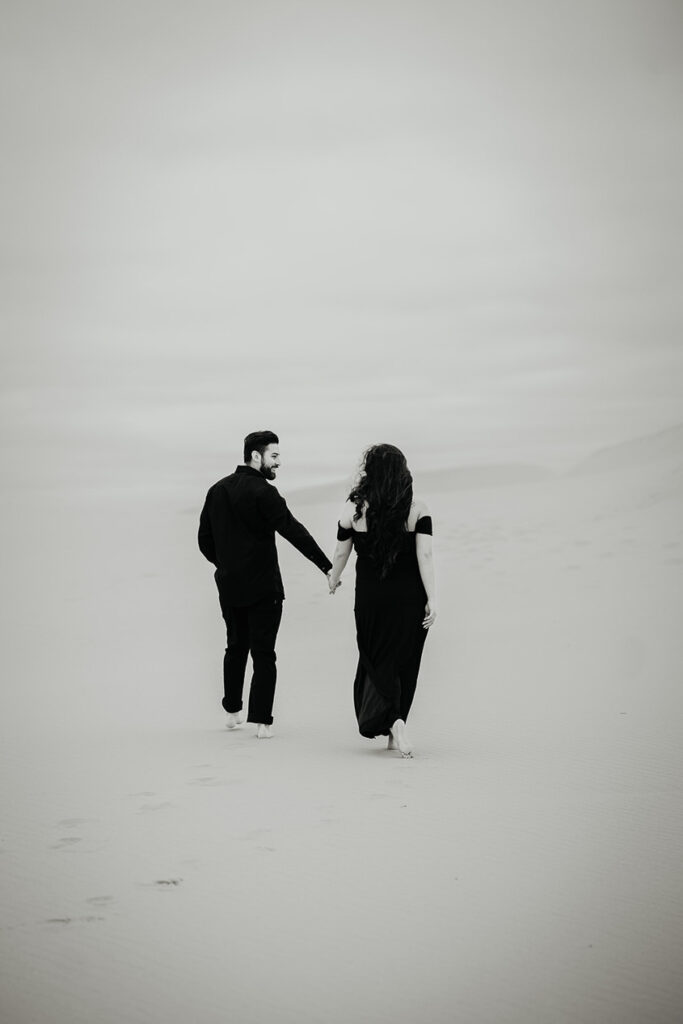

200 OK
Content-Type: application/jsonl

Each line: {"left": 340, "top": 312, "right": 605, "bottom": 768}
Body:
{"left": 225, "top": 710, "right": 246, "bottom": 730}
{"left": 390, "top": 719, "right": 412, "bottom": 758}
{"left": 255, "top": 724, "right": 273, "bottom": 739}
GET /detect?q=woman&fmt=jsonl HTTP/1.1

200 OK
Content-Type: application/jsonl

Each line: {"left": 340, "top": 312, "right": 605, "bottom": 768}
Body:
{"left": 327, "top": 444, "right": 436, "bottom": 757}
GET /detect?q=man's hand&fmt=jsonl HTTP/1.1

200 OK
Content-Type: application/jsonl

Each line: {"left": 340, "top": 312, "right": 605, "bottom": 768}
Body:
{"left": 327, "top": 572, "right": 342, "bottom": 595}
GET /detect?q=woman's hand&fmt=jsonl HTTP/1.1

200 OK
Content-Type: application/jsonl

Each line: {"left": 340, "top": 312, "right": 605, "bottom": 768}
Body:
{"left": 422, "top": 601, "right": 437, "bottom": 628}
{"left": 327, "top": 572, "right": 342, "bottom": 595}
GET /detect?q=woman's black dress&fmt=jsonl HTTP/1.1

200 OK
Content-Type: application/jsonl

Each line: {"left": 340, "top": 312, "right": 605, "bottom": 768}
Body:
{"left": 337, "top": 517, "right": 432, "bottom": 738}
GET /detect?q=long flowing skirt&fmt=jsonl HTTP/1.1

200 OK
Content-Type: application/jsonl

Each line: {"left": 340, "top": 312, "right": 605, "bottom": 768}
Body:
{"left": 353, "top": 573, "right": 427, "bottom": 738}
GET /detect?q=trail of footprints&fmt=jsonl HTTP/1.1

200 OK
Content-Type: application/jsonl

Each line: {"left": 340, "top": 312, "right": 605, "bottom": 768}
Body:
{"left": 43, "top": 758, "right": 413, "bottom": 927}
{"left": 42, "top": 756, "right": 260, "bottom": 925}
{"left": 43, "top": 782, "right": 195, "bottom": 925}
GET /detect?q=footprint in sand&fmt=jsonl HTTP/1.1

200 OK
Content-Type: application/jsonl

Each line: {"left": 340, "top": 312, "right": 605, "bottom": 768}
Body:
{"left": 138, "top": 801, "right": 175, "bottom": 813}
{"left": 241, "top": 828, "right": 272, "bottom": 842}
{"left": 51, "top": 836, "right": 83, "bottom": 850}
{"left": 86, "top": 895, "right": 114, "bottom": 906}
{"left": 240, "top": 829, "right": 278, "bottom": 852}
{"left": 45, "top": 916, "right": 105, "bottom": 925}
{"left": 188, "top": 776, "right": 222, "bottom": 788}
{"left": 153, "top": 878, "right": 183, "bottom": 888}
{"left": 315, "top": 804, "right": 339, "bottom": 825}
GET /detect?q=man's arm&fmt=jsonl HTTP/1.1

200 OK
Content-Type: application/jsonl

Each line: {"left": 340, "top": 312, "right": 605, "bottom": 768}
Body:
{"left": 198, "top": 491, "right": 217, "bottom": 565}
{"left": 261, "top": 487, "right": 332, "bottom": 574}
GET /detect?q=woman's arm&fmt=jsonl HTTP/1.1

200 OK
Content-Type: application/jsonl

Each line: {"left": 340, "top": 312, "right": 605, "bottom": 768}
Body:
{"left": 415, "top": 502, "right": 436, "bottom": 627}
{"left": 328, "top": 501, "right": 355, "bottom": 593}
{"left": 328, "top": 538, "right": 352, "bottom": 592}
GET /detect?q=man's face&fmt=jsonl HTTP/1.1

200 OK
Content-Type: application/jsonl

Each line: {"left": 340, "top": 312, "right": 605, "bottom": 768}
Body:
{"left": 258, "top": 444, "right": 280, "bottom": 480}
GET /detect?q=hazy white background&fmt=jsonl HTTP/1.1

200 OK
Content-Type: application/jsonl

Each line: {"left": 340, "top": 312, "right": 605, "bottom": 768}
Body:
{"left": 2, "top": 0, "right": 682, "bottom": 497}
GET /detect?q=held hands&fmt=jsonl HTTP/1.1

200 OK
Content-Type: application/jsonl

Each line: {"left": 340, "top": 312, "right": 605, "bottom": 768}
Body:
{"left": 422, "top": 601, "right": 437, "bottom": 628}
{"left": 327, "top": 572, "right": 342, "bottom": 595}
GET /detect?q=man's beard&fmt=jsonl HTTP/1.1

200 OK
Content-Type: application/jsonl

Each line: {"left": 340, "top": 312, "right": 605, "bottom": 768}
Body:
{"left": 260, "top": 465, "right": 276, "bottom": 481}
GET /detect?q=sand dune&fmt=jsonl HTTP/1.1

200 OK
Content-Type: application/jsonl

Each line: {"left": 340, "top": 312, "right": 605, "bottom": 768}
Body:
{"left": 286, "top": 462, "right": 553, "bottom": 506}
{"left": 571, "top": 422, "right": 683, "bottom": 475}
{"left": 1, "top": 452, "right": 682, "bottom": 1023}
{"left": 290, "top": 424, "right": 683, "bottom": 510}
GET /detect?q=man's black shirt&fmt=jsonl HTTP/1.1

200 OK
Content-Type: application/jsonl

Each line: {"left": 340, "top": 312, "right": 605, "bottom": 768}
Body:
{"left": 198, "top": 465, "right": 333, "bottom": 606}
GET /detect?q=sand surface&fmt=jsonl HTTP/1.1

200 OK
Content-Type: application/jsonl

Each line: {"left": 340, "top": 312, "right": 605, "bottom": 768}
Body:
{"left": 2, "top": 448, "right": 683, "bottom": 1023}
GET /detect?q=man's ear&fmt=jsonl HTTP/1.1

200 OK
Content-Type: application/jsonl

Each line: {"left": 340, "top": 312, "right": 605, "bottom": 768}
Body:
{"left": 250, "top": 450, "right": 261, "bottom": 464}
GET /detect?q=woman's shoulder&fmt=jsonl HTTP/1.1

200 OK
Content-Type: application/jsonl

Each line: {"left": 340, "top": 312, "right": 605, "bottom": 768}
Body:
{"left": 407, "top": 497, "right": 431, "bottom": 533}
{"left": 412, "top": 496, "right": 430, "bottom": 516}
{"left": 338, "top": 499, "right": 357, "bottom": 530}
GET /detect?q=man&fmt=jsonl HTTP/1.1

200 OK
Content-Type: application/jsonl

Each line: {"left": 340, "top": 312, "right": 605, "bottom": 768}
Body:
{"left": 198, "top": 430, "right": 335, "bottom": 738}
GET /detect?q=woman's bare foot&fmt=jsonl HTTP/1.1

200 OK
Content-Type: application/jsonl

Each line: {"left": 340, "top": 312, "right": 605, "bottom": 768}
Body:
{"left": 390, "top": 719, "right": 412, "bottom": 758}
{"left": 387, "top": 735, "right": 396, "bottom": 751}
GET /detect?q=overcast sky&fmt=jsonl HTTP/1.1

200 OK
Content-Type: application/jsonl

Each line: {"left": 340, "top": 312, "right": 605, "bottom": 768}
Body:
{"left": 2, "top": 0, "right": 682, "bottom": 492}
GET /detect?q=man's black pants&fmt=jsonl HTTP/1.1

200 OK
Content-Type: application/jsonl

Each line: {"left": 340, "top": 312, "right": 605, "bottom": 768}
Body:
{"left": 216, "top": 588, "right": 283, "bottom": 725}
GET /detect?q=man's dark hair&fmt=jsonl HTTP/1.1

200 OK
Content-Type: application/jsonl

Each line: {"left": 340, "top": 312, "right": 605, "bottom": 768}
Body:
{"left": 243, "top": 430, "right": 279, "bottom": 464}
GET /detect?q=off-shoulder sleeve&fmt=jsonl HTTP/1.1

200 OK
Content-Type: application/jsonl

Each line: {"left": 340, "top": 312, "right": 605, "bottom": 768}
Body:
{"left": 337, "top": 522, "right": 354, "bottom": 541}
{"left": 415, "top": 515, "right": 433, "bottom": 535}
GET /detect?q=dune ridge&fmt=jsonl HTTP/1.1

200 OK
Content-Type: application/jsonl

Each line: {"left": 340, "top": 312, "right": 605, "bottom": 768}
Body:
{"left": 571, "top": 422, "right": 683, "bottom": 475}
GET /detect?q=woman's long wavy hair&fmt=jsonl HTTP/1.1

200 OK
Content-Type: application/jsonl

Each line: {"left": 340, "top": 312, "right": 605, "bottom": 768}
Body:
{"left": 348, "top": 443, "right": 413, "bottom": 579}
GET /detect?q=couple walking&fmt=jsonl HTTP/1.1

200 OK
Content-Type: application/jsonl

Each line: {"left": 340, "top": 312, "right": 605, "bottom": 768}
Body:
{"left": 198, "top": 430, "right": 436, "bottom": 757}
